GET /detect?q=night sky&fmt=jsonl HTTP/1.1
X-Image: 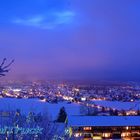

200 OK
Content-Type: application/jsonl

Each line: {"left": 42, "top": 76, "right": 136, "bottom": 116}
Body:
{"left": 0, "top": 0, "right": 140, "bottom": 81}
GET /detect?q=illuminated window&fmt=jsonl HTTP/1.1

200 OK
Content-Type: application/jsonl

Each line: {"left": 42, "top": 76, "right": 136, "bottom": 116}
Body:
{"left": 74, "top": 133, "right": 82, "bottom": 137}
{"left": 103, "top": 133, "right": 111, "bottom": 138}
{"left": 83, "top": 127, "right": 92, "bottom": 131}
{"left": 121, "top": 132, "right": 131, "bottom": 137}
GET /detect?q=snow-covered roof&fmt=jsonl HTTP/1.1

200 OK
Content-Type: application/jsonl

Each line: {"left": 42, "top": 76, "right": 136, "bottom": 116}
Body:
{"left": 68, "top": 116, "right": 140, "bottom": 127}
{"left": 91, "top": 100, "right": 140, "bottom": 111}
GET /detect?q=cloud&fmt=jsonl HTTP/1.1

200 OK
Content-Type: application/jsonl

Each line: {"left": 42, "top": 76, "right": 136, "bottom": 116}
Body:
{"left": 54, "top": 11, "right": 75, "bottom": 24}
{"left": 13, "top": 16, "right": 44, "bottom": 27}
{"left": 12, "top": 11, "right": 75, "bottom": 29}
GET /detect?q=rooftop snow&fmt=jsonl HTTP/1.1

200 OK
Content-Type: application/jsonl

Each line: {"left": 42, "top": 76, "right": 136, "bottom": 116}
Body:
{"left": 68, "top": 116, "right": 140, "bottom": 127}
{"left": 92, "top": 100, "right": 140, "bottom": 111}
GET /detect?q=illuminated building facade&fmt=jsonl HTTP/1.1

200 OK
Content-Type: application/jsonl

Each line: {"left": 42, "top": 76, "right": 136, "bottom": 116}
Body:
{"left": 67, "top": 116, "right": 140, "bottom": 139}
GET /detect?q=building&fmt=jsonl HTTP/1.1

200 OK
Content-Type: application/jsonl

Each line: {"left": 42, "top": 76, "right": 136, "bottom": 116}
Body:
{"left": 67, "top": 116, "right": 140, "bottom": 139}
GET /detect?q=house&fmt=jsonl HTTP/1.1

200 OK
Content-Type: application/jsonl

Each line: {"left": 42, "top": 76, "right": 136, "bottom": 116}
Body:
{"left": 67, "top": 116, "right": 140, "bottom": 139}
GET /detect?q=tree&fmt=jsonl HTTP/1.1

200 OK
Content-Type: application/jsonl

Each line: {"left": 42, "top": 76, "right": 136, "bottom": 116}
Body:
{"left": 109, "top": 109, "right": 114, "bottom": 116}
{"left": 57, "top": 107, "right": 67, "bottom": 123}
{"left": 121, "top": 110, "right": 126, "bottom": 116}
{"left": 0, "top": 58, "right": 14, "bottom": 77}
{"left": 13, "top": 109, "right": 23, "bottom": 127}
{"left": 80, "top": 105, "right": 98, "bottom": 116}
{"left": 113, "top": 109, "right": 119, "bottom": 116}
{"left": 137, "top": 109, "right": 140, "bottom": 115}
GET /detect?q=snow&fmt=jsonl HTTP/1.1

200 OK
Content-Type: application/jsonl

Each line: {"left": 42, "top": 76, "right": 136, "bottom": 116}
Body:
{"left": 92, "top": 100, "right": 140, "bottom": 111}
{"left": 68, "top": 116, "right": 140, "bottom": 127}
{"left": 0, "top": 98, "right": 81, "bottom": 120}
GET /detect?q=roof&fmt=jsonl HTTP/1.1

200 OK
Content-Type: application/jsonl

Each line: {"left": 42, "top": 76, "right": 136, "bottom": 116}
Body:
{"left": 90, "top": 100, "right": 140, "bottom": 111}
{"left": 68, "top": 116, "right": 140, "bottom": 127}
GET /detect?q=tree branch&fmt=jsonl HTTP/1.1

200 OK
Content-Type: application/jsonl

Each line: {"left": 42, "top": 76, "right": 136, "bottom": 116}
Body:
{"left": 0, "top": 58, "right": 14, "bottom": 77}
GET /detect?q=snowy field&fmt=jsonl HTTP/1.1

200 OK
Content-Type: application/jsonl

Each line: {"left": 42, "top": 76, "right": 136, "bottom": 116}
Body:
{"left": 92, "top": 100, "right": 140, "bottom": 111}
{"left": 0, "top": 98, "right": 81, "bottom": 120}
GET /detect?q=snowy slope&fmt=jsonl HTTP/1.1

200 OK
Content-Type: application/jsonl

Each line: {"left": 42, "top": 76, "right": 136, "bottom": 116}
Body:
{"left": 0, "top": 98, "right": 81, "bottom": 120}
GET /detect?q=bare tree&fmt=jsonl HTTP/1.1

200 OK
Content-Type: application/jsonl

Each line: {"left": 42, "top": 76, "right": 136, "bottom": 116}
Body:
{"left": 0, "top": 58, "right": 14, "bottom": 77}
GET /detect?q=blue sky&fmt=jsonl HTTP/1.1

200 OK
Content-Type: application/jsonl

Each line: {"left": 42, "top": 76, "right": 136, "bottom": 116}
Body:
{"left": 0, "top": 0, "right": 140, "bottom": 81}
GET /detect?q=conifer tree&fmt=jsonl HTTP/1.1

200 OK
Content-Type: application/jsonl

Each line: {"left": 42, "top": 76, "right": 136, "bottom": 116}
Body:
{"left": 57, "top": 107, "right": 67, "bottom": 122}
